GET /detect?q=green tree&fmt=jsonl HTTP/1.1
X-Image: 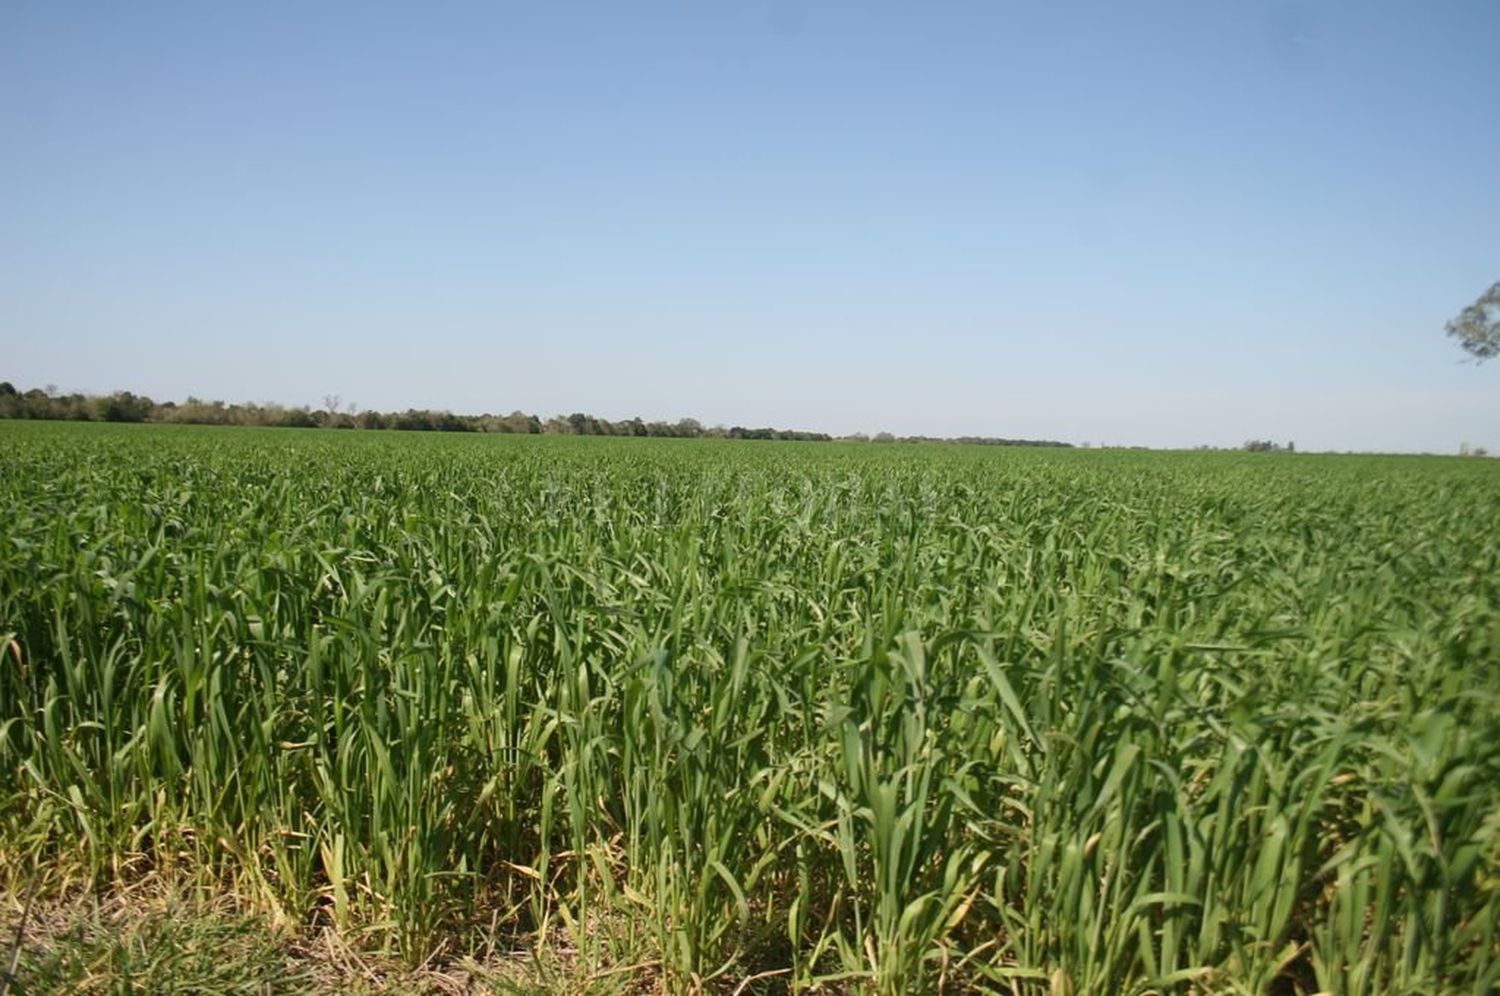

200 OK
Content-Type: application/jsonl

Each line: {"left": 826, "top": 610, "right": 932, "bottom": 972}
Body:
{"left": 97, "top": 390, "right": 154, "bottom": 422}
{"left": 1447, "top": 280, "right": 1500, "bottom": 362}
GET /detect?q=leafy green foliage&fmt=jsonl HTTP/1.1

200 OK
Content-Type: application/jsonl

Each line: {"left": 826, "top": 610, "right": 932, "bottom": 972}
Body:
{"left": 1447, "top": 279, "right": 1500, "bottom": 363}
{"left": 1, "top": 423, "right": 1497, "bottom": 992}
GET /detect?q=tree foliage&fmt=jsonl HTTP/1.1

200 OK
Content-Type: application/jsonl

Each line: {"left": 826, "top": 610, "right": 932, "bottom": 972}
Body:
{"left": 0, "top": 382, "right": 831, "bottom": 440}
{"left": 0, "top": 382, "right": 1080, "bottom": 447}
{"left": 1447, "top": 280, "right": 1500, "bottom": 363}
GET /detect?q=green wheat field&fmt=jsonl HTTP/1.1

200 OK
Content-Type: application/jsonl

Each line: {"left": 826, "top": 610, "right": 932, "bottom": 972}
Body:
{"left": 2, "top": 421, "right": 1497, "bottom": 994}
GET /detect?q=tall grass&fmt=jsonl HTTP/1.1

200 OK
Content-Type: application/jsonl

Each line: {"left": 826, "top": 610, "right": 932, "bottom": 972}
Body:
{"left": 2, "top": 421, "right": 1498, "bottom": 992}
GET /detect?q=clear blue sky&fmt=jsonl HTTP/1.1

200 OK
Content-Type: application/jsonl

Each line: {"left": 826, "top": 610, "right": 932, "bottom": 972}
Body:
{"left": 3, "top": 1, "right": 1497, "bottom": 452}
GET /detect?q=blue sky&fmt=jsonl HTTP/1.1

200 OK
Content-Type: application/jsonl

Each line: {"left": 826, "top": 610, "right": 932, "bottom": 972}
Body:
{"left": 2, "top": 1, "right": 1496, "bottom": 452}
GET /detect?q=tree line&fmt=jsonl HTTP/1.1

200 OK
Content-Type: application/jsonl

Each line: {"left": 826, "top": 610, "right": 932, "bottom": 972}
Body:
{"left": 0, "top": 382, "right": 1080, "bottom": 447}
{"left": 0, "top": 383, "right": 838, "bottom": 439}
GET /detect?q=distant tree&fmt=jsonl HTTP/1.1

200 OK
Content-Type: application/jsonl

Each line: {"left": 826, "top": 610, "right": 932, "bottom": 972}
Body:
{"left": 732, "top": 426, "right": 778, "bottom": 440}
{"left": 394, "top": 409, "right": 434, "bottom": 431}
{"left": 97, "top": 390, "right": 153, "bottom": 423}
{"left": 19, "top": 388, "right": 50, "bottom": 419}
{"left": 1447, "top": 280, "right": 1500, "bottom": 362}
{"left": 280, "top": 407, "right": 317, "bottom": 428}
